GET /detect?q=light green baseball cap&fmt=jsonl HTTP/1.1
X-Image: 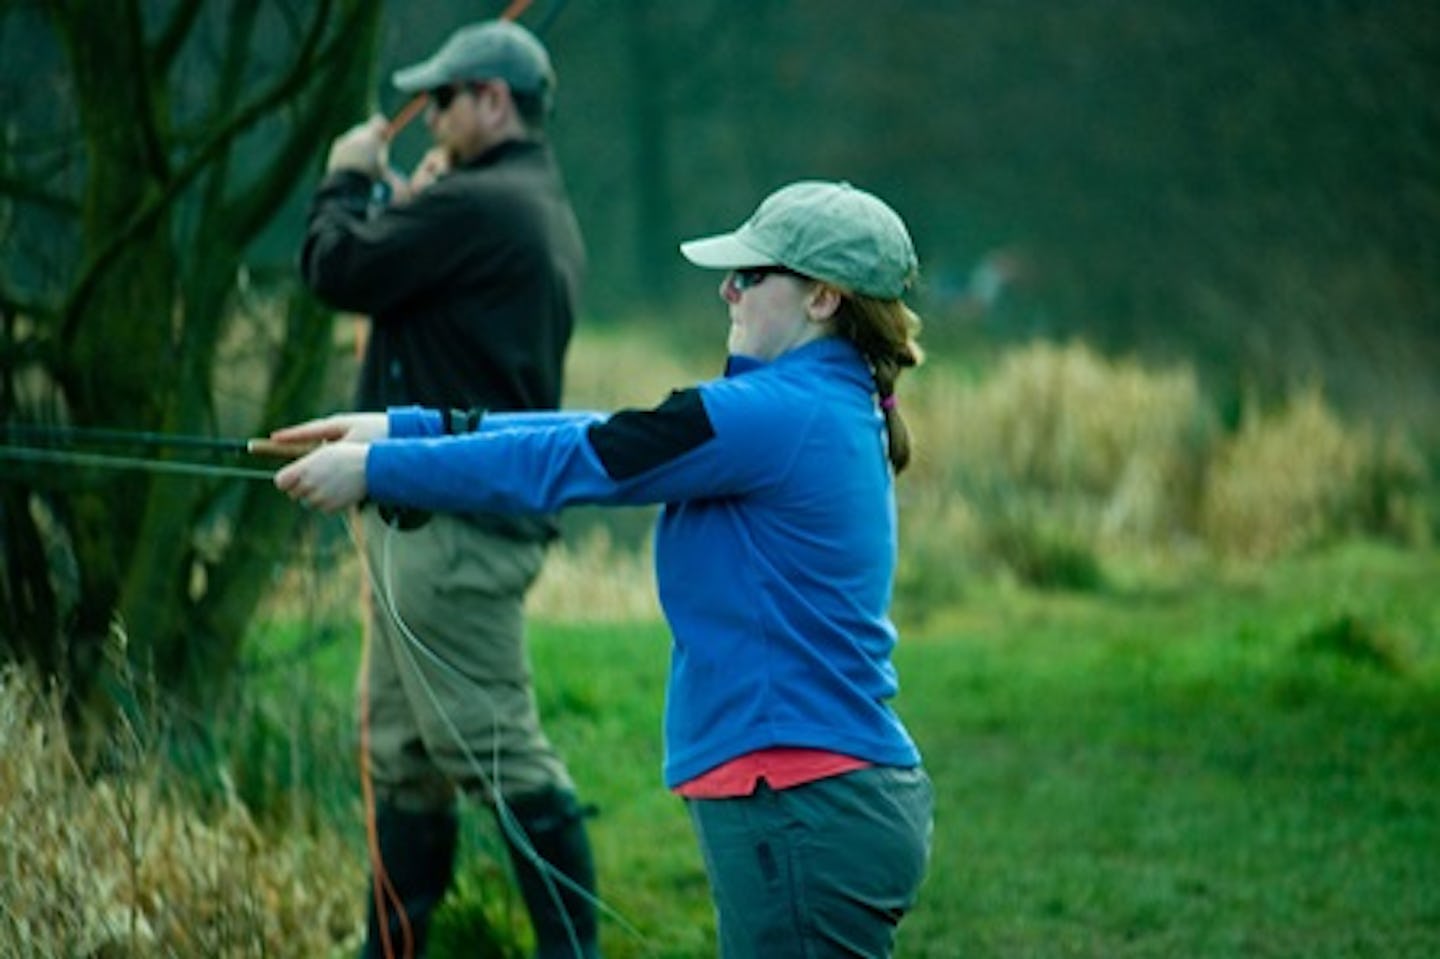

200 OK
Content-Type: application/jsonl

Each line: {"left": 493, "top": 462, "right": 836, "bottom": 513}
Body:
{"left": 392, "top": 20, "right": 554, "bottom": 98}
{"left": 679, "top": 180, "right": 919, "bottom": 299}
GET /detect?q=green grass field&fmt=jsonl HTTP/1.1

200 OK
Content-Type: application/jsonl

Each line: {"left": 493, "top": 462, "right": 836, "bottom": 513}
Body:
{"left": 890, "top": 545, "right": 1440, "bottom": 958}
{"left": 381, "top": 540, "right": 1434, "bottom": 958}
{"left": 190, "top": 536, "right": 1440, "bottom": 957}
{"left": 7, "top": 332, "right": 1437, "bottom": 956}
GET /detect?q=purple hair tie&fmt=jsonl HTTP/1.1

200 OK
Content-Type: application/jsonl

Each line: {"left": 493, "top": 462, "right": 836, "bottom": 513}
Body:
{"left": 880, "top": 394, "right": 898, "bottom": 412}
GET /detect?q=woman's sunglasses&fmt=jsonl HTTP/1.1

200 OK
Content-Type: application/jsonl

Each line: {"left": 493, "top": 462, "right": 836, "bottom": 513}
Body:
{"left": 729, "top": 266, "right": 802, "bottom": 292}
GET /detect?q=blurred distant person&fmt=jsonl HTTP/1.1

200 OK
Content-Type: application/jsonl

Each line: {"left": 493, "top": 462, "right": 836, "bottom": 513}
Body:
{"left": 298, "top": 19, "right": 597, "bottom": 959}
{"left": 276, "top": 179, "right": 935, "bottom": 957}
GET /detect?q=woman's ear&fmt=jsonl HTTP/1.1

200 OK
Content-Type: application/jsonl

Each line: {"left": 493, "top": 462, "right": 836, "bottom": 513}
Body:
{"left": 806, "top": 284, "right": 843, "bottom": 322}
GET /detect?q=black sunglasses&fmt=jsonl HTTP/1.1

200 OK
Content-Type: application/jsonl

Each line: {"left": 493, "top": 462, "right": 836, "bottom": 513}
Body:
{"left": 429, "top": 82, "right": 484, "bottom": 111}
{"left": 730, "top": 266, "right": 802, "bottom": 292}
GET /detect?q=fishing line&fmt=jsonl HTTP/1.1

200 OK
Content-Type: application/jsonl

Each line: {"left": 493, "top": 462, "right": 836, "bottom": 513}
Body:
{"left": 373, "top": 519, "right": 583, "bottom": 958}
{"left": 1, "top": 431, "right": 653, "bottom": 951}
{"left": 0, "top": 445, "right": 275, "bottom": 481}
{"left": 343, "top": 512, "right": 651, "bottom": 956}
{"left": 0, "top": 424, "right": 312, "bottom": 479}
{"left": 1, "top": 423, "right": 252, "bottom": 454}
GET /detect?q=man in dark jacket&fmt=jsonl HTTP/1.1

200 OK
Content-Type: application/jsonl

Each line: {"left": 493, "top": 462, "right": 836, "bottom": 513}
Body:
{"left": 299, "top": 19, "right": 598, "bottom": 959}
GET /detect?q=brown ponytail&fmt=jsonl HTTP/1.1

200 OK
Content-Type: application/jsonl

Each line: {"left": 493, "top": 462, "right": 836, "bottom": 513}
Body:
{"left": 830, "top": 294, "right": 925, "bottom": 473}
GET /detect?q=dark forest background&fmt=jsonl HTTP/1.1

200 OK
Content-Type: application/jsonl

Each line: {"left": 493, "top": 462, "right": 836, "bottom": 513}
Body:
{"left": 362, "top": 0, "right": 1438, "bottom": 442}
{"left": 0, "top": 7, "right": 1435, "bottom": 954}
{"left": 8, "top": 0, "right": 1438, "bottom": 434}
{"left": 0, "top": 0, "right": 1436, "bottom": 714}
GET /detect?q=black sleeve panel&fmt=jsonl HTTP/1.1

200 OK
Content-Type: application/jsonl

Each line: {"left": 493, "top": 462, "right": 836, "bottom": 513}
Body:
{"left": 586, "top": 388, "right": 716, "bottom": 481}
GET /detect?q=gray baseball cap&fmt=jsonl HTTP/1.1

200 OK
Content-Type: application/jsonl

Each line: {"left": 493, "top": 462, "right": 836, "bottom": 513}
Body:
{"left": 680, "top": 180, "right": 919, "bottom": 299}
{"left": 392, "top": 20, "right": 554, "bottom": 97}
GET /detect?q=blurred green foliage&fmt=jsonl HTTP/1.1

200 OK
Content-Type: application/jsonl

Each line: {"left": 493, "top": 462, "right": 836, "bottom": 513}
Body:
{"left": 5, "top": 0, "right": 1434, "bottom": 437}
{"left": 374, "top": 1, "right": 1440, "bottom": 444}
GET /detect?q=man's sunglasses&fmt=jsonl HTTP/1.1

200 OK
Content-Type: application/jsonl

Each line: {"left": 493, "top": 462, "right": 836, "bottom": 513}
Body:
{"left": 729, "top": 266, "right": 802, "bottom": 292}
{"left": 429, "top": 82, "right": 486, "bottom": 111}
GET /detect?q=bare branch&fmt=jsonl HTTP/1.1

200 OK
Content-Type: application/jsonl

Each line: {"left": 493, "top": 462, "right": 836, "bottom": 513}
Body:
{"left": 150, "top": 0, "right": 204, "bottom": 75}
{"left": 0, "top": 289, "right": 59, "bottom": 325}
{"left": 121, "top": 0, "right": 170, "bottom": 182}
{"left": 58, "top": 0, "right": 371, "bottom": 344}
{"left": 223, "top": 5, "right": 380, "bottom": 244}
{"left": 0, "top": 174, "right": 79, "bottom": 216}
{"left": 194, "top": 0, "right": 264, "bottom": 214}
{"left": 0, "top": 278, "right": 62, "bottom": 371}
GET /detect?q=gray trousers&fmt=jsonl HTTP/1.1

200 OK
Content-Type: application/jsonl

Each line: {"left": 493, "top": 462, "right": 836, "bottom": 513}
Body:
{"left": 686, "top": 765, "right": 934, "bottom": 958}
{"left": 361, "top": 509, "right": 573, "bottom": 810}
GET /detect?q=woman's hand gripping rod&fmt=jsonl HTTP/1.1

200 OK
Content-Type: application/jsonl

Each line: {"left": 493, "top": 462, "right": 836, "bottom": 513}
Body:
{"left": 246, "top": 438, "right": 323, "bottom": 460}
{"left": 268, "top": 413, "right": 390, "bottom": 513}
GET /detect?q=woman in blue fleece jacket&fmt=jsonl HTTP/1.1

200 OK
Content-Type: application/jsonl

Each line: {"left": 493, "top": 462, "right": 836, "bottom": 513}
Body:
{"left": 275, "top": 180, "right": 934, "bottom": 958}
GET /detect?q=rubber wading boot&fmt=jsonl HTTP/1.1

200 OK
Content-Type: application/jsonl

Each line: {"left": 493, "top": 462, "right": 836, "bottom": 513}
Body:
{"left": 361, "top": 804, "right": 459, "bottom": 959}
{"left": 500, "top": 788, "right": 600, "bottom": 959}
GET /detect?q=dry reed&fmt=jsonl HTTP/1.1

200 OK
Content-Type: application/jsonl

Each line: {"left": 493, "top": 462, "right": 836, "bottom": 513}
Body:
{"left": 0, "top": 666, "right": 363, "bottom": 957}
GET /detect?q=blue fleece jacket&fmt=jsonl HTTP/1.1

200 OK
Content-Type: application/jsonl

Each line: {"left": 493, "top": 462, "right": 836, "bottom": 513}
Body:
{"left": 367, "top": 336, "right": 921, "bottom": 787}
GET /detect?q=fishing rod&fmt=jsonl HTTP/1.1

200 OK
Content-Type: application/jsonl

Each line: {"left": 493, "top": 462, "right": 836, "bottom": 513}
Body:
{"left": 0, "top": 424, "right": 316, "bottom": 479}
{"left": 0, "top": 445, "right": 277, "bottom": 481}
{"left": 3, "top": 422, "right": 306, "bottom": 456}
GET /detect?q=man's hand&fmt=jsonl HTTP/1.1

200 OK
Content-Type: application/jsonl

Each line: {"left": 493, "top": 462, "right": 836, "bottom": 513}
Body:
{"left": 325, "top": 115, "right": 389, "bottom": 176}
{"left": 409, "top": 147, "right": 451, "bottom": 193}
{"left": 387, "top": 146, "right": 452, "bottom": 205}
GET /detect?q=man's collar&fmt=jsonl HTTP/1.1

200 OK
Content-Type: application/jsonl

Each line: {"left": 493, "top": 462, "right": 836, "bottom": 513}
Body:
{"left": 458, "top": 137, "right": 542, "bottom": 170}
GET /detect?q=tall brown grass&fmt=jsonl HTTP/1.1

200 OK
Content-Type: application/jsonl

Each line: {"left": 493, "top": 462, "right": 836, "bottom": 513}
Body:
{"left": 260, "top": 325, "right": 1432, "bottom": 609}
{"left": 6, "top": 327, "right": 1433, "bottom": 956}
{"left": 557, "top": 329, "right": 1432, "bottom": 604}
{"left": 529, "top": 525, "right": 660, "bottom": 622}
{"left": 917, "top": 344, "right": 1437, "bottom": 599}
{"left": 1200, "top": 386, "right": 1431, "bottom": 559}
{"left": 0, "top": 663, "right": 363, "bottom": 957}
{"left": 910, "top": 340, "right": 1209, "bottom": 541}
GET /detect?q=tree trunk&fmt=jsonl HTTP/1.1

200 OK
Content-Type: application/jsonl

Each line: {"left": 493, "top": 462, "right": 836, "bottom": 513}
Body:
{"left": 623, "top": 0, "right": 676, "bottom": 304}
{"left": 0, "top": 0, "right": 383, "bottom": 723}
